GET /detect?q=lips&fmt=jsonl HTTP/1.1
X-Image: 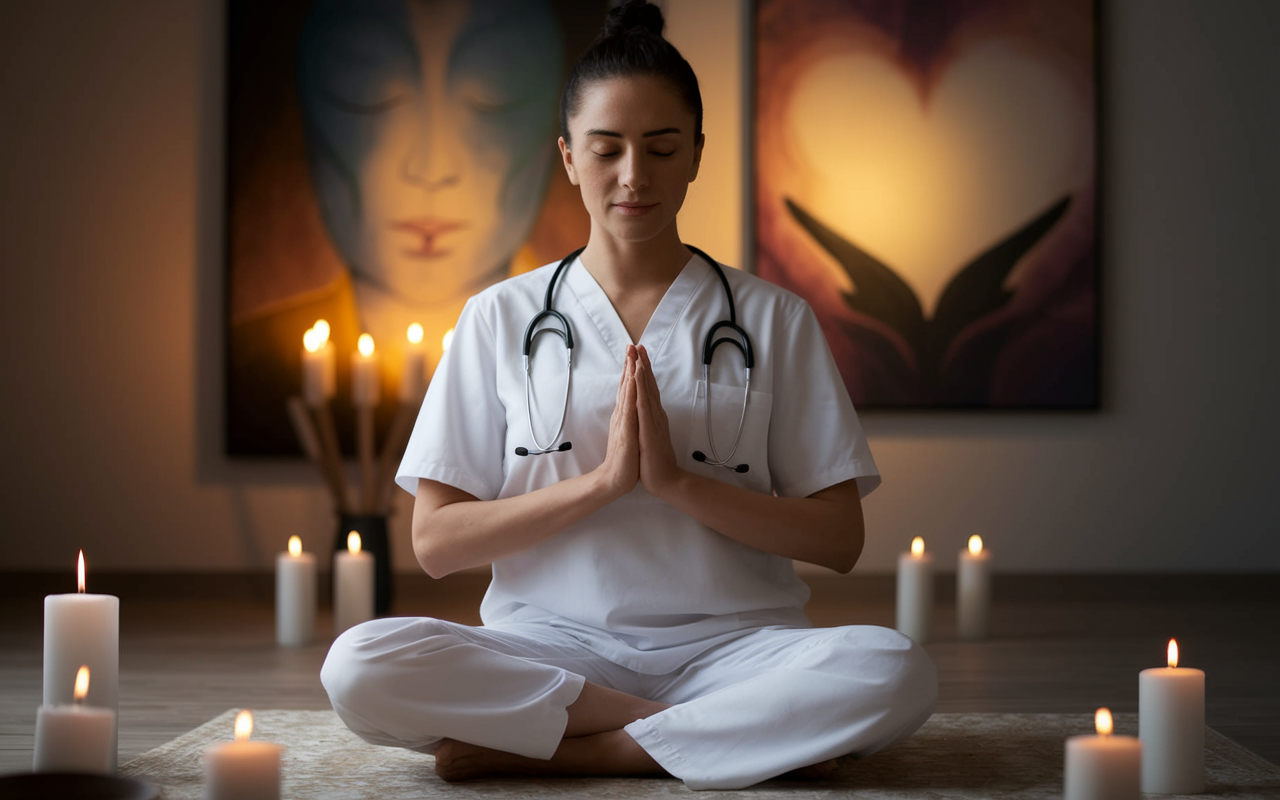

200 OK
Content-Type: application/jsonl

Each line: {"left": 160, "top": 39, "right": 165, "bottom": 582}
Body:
{"left": 390, "top": 218, "right": 468, "bottom": 257}
{"left": 613, "top": 201, "right": 657, "bottom": 217}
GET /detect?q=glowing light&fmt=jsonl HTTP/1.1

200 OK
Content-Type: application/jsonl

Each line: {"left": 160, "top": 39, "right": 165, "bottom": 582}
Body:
{"left": 968, "top": 535, "right": 983, "bottom": 556}
{"left": 235, "top": 710, "right": 253, "bottom": 742}
{"left": 288, "top": 536, "right": 302, "bottom": 558}
{"left": 358, "top": 334, "right": 375, "bottom": 358}
{"left": 347, "top": 532, "right": 362, "bottom": 555}
{"left": 303, "top": 328, "right": 320, "bottom": 353}
{"left": 313, "top": 319, "right": 331, "bottom": 347}
{"left": 1168, "top": 639, "right": 1179, "bottom": 669}
{"left": 911, "top": 537, "right": 925, "bottom": 557}
{"left": 1095, "top": 708, "right": 1113, "bottom": 737}
{"left": 77, "top": 551, "right": 85, "bottom": 593}
{"left": 442, "top": 327, "right": 455, "bottom": 352}
{"left": 74, "top": 666, "right": 90, "bottom": 703}
{"left": 407, "top": 323, "right": 424, "bottom": 345}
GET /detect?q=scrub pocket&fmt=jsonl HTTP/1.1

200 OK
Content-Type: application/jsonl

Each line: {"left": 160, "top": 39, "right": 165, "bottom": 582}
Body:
{"left": 685, "top": 380, "right": 773, "bottom": 494}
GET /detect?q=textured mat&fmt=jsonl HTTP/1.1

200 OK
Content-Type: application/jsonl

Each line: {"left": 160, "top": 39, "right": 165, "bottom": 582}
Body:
{"left": 120, "top": 709, "right": 1280, "bottom": 799}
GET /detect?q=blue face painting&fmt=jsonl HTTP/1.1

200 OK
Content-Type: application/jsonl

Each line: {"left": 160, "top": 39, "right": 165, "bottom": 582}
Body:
{"left": 297, "top": 0, "right": 563, "bottom": 309}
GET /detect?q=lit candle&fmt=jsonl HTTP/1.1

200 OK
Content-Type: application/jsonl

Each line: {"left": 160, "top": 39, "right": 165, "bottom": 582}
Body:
{"left": 351, "top": 333, "right": 380, "bottom": 408}
{"left": 43, "top": 551, "right": 119, "bottom": 770}
{"left": 33, "top": 666, "right": 115, "bottom": 774}
{"left": 301, "top": 320, "right": 336, "bottom": 409}
{"left": 334, "top": 532, "right": 374, "bottom": 635}
{"left": 204, "top": 710, "right": 282, "bottom": 800}
{"left": 1140, "top": 639, "right": 1205, "bottom": 794}
{"left": 1065, "top": 708, "right": 1142, "bottom": 800}
{"left": 896, "top": 537, "right": 933, "bottom": 643}
{"left": 275, "top": 536, "right": 316, "bottom": 647}
{"left": 400, "top": 323, "right": 426, "bottom": 402}
{"left": 957, "top": 534, "right": 991, "bottom": 640}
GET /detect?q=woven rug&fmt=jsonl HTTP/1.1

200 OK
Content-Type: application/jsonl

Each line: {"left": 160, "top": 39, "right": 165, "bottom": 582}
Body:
{"left": 120, "top": 710, "right": 1280, "bottom": 799}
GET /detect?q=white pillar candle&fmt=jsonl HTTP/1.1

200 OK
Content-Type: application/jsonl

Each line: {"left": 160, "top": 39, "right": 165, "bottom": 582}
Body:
{"left": 896, "top": 537, "right": 933, "bottom": 643}
{"left": 43, "top": 551, "right": 119, "bottom": 771}
{"left": 334, "top": 532, "right": 375, "bottom": 635}
{"left": 204, "top": 710, "right": 282, "bottom": 800}
{"left": 957, "top": 535, "right": 991, "bottom": 640}
{"left": 352, "top": 333, "right": 381, "bottom": 407}
{"left": 301, "top": 321, "right": 336, "bottom": 409}
{"left": 1065, "top": 708, "right": 1142, "bottom": 800}
{"left": 1140, "top": 639, "right": 1205, "bottom": 794}
{"left": 33, "top": 666, "right": 115, "bottom": 774}
{"left": 400, "top": 323, "right": 427, "bottom": 402}
{"left": 275, "top": 536, "right": 316, "bottom": 647}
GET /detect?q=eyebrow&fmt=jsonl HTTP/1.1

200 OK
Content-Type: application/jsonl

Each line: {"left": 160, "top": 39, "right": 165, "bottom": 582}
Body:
{"left": 584, "top": 127, "right": 682, "bottom": 138}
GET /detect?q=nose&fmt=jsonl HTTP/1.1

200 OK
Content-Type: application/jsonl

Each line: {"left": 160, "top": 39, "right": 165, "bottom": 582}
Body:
{"left": 402, "top": 124, "right": 463, "bottom": 192}
{"left": 619, "top": 149, "right": 649, "bottom": 192}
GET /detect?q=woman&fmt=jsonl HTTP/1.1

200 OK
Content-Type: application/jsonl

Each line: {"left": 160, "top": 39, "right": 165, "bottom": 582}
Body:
{"left": 321, "top": 1, "right": 937, "bottom": 789}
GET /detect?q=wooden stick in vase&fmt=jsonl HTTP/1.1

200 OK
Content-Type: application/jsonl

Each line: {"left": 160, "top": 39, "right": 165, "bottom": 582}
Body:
{"left": 375, "top": 401, "right": 418, "bottom": 514}
{"left": 357, "top": 404, "right": 377, "bottom": 515}
{"left": 287, "top": 395, "right": 345, "bottom": 513}
{"left": 314, "top": 403, "right": 351, "bottom": 515}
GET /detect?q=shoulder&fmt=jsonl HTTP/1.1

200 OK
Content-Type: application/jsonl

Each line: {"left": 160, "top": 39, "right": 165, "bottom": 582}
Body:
{"left": 713, "top": 262, "right": 814, "bottom": 323}
{"left": 461, "top": 259, "right": 565, "bottom": 318}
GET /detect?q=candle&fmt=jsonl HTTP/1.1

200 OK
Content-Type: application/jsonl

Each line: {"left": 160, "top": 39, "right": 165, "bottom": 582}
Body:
{"left": 44, "top": 551, "right": 119, "bottom": 770}
{"left": 204, "top": 710, "right": 282, "bottom": 800}
{"left": 957, "top": 534, "right": 991, "bottom": 640}
{"left": 301, "top": 320, "right": 336, "bottom": 409}
{"left": 334, "top": 532, "right": 375, "bottom": 635}
{"left": 275, "top": 536, "right": 316, "bottom": 647}
{"left": 33, "top": 666, "right": 115, "bottom": 774}
{"left": 352, "top": 333, "right": 380, "bottom": 408}
{"left": 400, "top": 323, "right": 427, "bottom": 402}
{"left": 1065, "top": 708, "right": 1142, "bottom": 800}
{"left": 1140, "top": 639, "right": 1205, "bottom": 794}
{"left": 896, "top": 537, "right": 933, "bottom": 643}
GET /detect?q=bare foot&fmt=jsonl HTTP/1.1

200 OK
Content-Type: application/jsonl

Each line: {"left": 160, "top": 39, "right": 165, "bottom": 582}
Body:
{"left": 434, "top": 738, "right": 520, "bottom": 782}
{"left": 780, "top": 757, "right": 840, "bottom": 781}
{"left": 433, "top": 731, "right": 666, "bottom": 781}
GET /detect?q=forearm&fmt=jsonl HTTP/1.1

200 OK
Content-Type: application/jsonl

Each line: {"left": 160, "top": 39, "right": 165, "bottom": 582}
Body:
{"left": 412, "top": 473, "right": 619, "bottom": 578}
{"left": 656, "top": 473, "right": 864, "bottom": 573}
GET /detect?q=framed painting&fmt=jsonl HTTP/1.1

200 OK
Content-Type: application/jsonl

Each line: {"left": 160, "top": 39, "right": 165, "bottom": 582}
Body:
{"left": 754, "top": 0, "right": 1099, "bottom": 408}
{"left": 225, "top": 0, "right": 604, "bottom": 456}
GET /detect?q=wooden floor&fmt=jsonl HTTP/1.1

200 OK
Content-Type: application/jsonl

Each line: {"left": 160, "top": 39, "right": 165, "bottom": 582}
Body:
{"left": 1, "top": 573, "right": 1277, "bottom": 774}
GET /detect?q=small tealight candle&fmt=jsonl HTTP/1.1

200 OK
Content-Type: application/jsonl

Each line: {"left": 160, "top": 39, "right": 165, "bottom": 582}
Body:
{"left": 334, "top": 532, "right": 375, "bottom": 635}
{"left": 33, "top": 666, "right": 115, "bottom": 774}
{"left": 400, "top": 323, "right": 427, "bottom": 402}
{"left": 1140, "top": 639, "right": 1205, "bottom": 794}
{"left": 352, "top": 333, "right": 381, "bottom": 407}
{"left": 896, "top": 537, "right": 933, "bottom": 643}
{"left": 44, "top": 551, "right": 119, "bottom": 770}
{"left": 1065, "top": 708, "right": 1142, "bottom": 800}
{"left": 957, "top": 535, "right": 991, "bottom": 640}
{"left": 204, "top": 710, "right": 282, "bottom": 800}
{"left": 275, "top": 536, "right": 316, "bottom": 647}
{"left": 301, "top": 320, "right": 336, "bottom": 409}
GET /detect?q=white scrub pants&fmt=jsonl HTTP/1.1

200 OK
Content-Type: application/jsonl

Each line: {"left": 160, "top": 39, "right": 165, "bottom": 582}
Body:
{"left": 321, "top": 617, "right": 937, "bottom": 790}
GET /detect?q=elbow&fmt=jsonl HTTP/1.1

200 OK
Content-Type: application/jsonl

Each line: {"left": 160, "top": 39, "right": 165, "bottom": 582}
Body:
{"left": 411, "top": 524, "right": 455, "bottom": 580}
{"left": 828, "top": 520, "right": 865, "bottom": 575}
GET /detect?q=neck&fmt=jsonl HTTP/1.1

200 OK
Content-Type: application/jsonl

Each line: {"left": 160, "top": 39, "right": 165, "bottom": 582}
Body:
{"left": 579, "top": 224, "right": 691, "bottom": 294}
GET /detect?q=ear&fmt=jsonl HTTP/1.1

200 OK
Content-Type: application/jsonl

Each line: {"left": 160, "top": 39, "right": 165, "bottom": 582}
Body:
{"left": 558, "top": 136, "right": 579, "bottom": 186}
{"left": 688, "top": 133, "right": 705, "bottom": 183}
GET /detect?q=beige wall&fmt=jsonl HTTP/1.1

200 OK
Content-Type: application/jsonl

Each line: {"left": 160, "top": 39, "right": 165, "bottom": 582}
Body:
{"left": 1, "top": 0, "right": 1276, "bottom": 574}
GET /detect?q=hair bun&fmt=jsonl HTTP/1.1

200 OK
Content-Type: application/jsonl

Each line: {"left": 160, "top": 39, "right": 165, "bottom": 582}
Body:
{"left": 604, "top": 0, "right": 664, "bottom": 38}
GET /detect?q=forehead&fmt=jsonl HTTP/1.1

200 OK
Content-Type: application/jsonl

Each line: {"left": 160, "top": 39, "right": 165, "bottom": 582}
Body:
{"left": 570, "top": 74, "right": 695, "bottom": 136}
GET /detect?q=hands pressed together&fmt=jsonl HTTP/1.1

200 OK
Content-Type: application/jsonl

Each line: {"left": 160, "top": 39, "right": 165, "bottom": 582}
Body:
{"left": 598, "top": 344, "right": 685, "bottom": 501}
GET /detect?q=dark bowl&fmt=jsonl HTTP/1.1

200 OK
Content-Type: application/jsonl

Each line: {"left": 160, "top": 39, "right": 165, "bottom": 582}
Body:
{"left": 0, "top": 772, "right": 158, "bottom": 800}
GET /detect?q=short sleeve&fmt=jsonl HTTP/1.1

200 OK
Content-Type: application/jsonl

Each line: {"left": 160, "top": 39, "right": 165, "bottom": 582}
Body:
{"left": 768, "top": 302, "right": 880, "bottom": 499}
{"left": 396, "top": 297, "right": 507, "bottom": 500}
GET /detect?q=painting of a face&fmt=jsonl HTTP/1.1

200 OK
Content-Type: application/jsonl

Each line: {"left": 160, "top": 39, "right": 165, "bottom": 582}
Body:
{"left": 298, "top": 0, "right": 563, "bottom": 308}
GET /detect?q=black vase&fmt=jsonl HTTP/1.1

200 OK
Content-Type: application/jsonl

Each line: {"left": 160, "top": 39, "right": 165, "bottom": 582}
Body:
{"left": 335, "top": 514, "right": 392, "bottom": 615}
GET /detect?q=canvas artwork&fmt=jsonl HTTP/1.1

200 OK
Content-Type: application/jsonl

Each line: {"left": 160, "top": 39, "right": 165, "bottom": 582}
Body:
{"left": 225, "top": 0, "right": 604, "bottom": 456}
{"left": 755, "top": 0, "right": 1098, "bottom": 408}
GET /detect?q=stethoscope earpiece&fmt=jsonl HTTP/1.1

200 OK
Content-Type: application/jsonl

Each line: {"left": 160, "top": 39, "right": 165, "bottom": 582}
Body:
{"left": 692, "top": 451, "right": 749, "bottom": 473}
{"left": 515, "top": 442, "right": 573, "bottom": 457}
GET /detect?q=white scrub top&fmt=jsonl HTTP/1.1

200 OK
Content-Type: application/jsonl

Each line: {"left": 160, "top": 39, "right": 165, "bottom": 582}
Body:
{"left": 397, "top": 253, "right": 879, "bottom": 673}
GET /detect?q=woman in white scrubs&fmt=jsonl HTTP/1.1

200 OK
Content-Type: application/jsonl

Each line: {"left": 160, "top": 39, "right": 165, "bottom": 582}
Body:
{"left": 320, "top": 1, "right": 937, "bottom": 789}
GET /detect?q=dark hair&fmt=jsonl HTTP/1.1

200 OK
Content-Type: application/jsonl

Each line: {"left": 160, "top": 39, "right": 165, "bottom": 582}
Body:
{"left": 559, "top": 0, "right": 703, "bottom": 144}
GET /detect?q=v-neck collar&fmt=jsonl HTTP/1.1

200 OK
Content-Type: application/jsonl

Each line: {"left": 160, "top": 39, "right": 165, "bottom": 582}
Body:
{"left": 564, "top": 253, "right": 711, "bottom": 366}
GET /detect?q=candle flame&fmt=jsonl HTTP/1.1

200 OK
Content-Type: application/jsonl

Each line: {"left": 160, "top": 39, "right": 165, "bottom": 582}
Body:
{"left": 968, "top": 535, "right": 983, "bottom": 556}
{"left": 313, "top": 319, "right": 331, "bottom": 347}
{"left": 74, "top": 666, "right": 90, "bottom": 702}
{"left": 235, "top": 710, "right": 253, "bottom": 742}
{"left": 348, "top": 531, "right": 362, "bottom": 555}
{"left": 407, "top": 323, "right": 424, "bottom": 344}
{"left": 288, "top": 536, "right": 302, "bottom": 557}
{"left": 303, "top": 327, "right": 320, "bottom": 353}
{"left": 442, "top": 327, "right": 455, "bottom": 352}
{"left": 911, "top": 537, "right": 924, "bottom": 557}
{"left": 1095, "top": 708, "right": 1113, "bottom": 736}
{"left": 1168, "top": 638, "right": 1179, "bottom": 668}
{"left": 358, "top": 333, "right": 375, "bottom": 357}
{"left": 77, "top": 550, "right": 86, "bottom": 593}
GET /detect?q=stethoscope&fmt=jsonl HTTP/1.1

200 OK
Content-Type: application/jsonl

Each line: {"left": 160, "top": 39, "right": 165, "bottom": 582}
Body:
{"left": 518, "top": 245, "right": 754, "bottom": 473}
